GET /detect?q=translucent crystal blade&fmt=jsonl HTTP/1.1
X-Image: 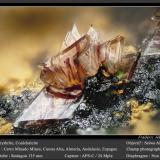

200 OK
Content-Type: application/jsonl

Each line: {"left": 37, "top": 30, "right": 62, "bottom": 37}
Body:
{"left": 60, "top": 24, "right": 81, "bottom": 51}
{"left": 106, "top": 36, "right": 124, "bottom": 64}
{"left": 72, "top": 24, "right": 81, "bottom": 40}
{"left": 101, "top": 36, "right": 138, "bottom": 79}
{"left": 14, "top": 88, "right": 83, "bottom": 126}
{"left": 87, "top": 26, "right": 100, "bottom": 45}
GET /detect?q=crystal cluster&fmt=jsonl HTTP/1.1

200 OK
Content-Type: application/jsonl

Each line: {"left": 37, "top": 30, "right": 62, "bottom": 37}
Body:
{"left": 14, "top": 25, "right": 138, "bottom": 125}
{"left": 41, "top": 24, "right": 138, "bottom": 99}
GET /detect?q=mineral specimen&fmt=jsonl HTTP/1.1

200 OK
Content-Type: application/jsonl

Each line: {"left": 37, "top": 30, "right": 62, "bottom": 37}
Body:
{"left": 14, "top": 25, "right": 139, "bottom": 126}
